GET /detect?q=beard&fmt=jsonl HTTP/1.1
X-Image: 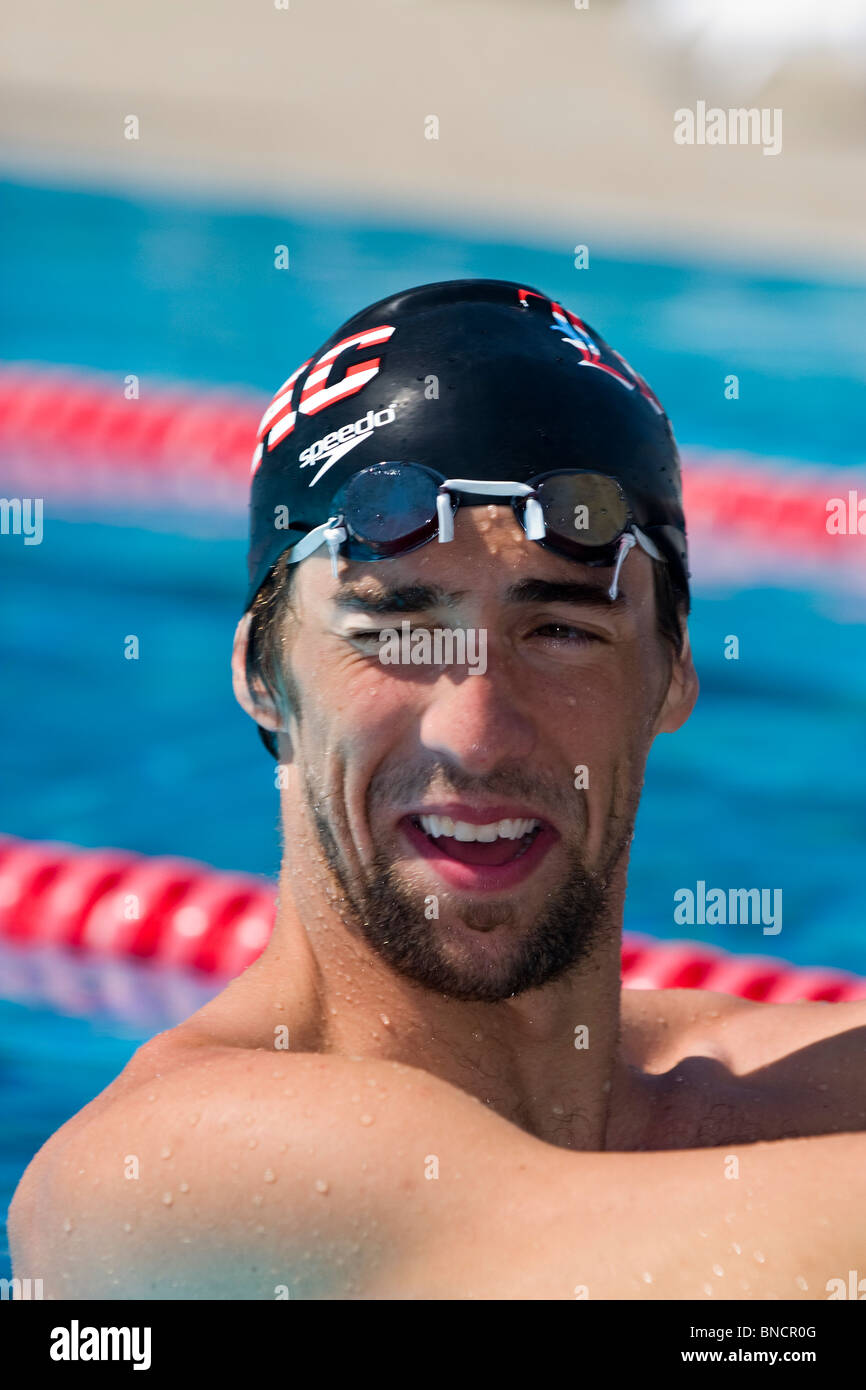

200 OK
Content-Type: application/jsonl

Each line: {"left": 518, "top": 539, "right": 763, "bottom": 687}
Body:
{"left": 302, "top": 757, "right": 635, "bottom": 1004}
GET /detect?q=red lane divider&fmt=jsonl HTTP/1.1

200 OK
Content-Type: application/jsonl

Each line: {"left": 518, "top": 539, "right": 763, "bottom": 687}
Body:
{"left": 0, "top": 835, "right": 274, "bottom": 978}
{"left": 0, "top": 364, "right": 259, "bottom": 484}
{"left": 1, "top": 363, "right": 864, "bottom": 555}
{"left": 1, "top": 834, "right": 864, "bottom": 999}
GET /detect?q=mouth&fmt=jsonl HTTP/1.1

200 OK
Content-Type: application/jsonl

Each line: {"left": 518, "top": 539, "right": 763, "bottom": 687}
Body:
{"left": 399, "top": 805, "right": 559, "bottom": 891}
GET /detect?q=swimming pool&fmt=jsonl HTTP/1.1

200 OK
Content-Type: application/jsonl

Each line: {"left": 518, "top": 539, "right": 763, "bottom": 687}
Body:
{"left": 2, "top": 178, "right": 864, "bottom": 1281}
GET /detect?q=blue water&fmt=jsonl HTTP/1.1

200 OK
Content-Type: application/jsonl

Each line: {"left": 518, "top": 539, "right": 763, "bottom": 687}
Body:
{"left": 1, "top": 178, "right": 865, "bottom": 1279}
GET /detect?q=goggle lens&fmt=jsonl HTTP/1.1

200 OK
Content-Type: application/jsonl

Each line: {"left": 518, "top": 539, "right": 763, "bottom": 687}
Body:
{"left": 529, "top": 472, "right": 627, "bottom": 548}
{"left": 339, "top": 464, "right": 439, "bottom": 552}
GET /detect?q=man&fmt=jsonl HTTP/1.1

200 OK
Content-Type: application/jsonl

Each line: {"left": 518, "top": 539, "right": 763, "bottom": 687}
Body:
{"left": 10, "top": 279, "right": 866, "bottom": 1299}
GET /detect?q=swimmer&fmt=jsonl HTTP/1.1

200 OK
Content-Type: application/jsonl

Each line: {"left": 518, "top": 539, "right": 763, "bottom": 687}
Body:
{"left": 10, "top": 280, "right": 866, "bottom": 1299}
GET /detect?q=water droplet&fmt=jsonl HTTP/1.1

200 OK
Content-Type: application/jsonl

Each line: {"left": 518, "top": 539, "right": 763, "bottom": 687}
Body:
{"left": 314, "top": 1178, "right": 330, "bottom": 1194}
{"left": 379, "top": 1014, "right": 391, "bottom": 1027}
{"left": 551, "top": 1104, "right": 565, "bottom": 1117}
{"left": 122, "top": 1222, "right": 132, "bottom": 1233}
{"left": 160, "top": 1146, "right": 172, "bottom": 1160}
{"left": 162, "top": 1192, "right": 174, "bottom": 1207}
{"left": 731, "top": 1241, "right": 742, "bottom": 1254}
{"left": 753, "top": 1250, "right": 765, "bottom": 1264}
{"left": 702, "top": 1282, "right": 713, "bottom": 1296}
{"left": 712, "top": 1263, "right": 724, "bottom": 1277}
{"left": 795, "top": 1274, "right": 808, "bottom": 1291}
{"left": 360, "top": 1114, "right": 375, "bottom": 1126}
{"left": 264, "top": 1169, "right": 276, "bottom": 1183}
{"left": 641, "top": 1271, "right": 653, "bottom": 1284}
{"left": 179, "top": 1181, "right": 190, "bottom": 1194}
{"left": 62, "top": 1217, "right": 74, "bottom": 1234}
{"left": 146, "top": 1094, "right": 156, "bottom": 1103}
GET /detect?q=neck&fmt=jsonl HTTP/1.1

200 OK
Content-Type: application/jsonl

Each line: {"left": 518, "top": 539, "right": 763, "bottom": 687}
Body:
{"left": 256, "top": 847, "right": 632, "bottom": 1151}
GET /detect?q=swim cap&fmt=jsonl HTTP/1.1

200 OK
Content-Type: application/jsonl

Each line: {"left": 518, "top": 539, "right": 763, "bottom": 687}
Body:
{"left": 246, "top": 278, "right": 689, "bottom": 607}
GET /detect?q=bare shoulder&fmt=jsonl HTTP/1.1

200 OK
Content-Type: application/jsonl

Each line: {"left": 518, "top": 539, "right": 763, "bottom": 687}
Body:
{"left": 10, "top": 1018, "right": 866, "bottom": 1299}
{"left": 623, "top": 985, "right": 866, "bottom": 1071}
{"left": 6, "top": 1028, "right": 515, "bottom": 1299}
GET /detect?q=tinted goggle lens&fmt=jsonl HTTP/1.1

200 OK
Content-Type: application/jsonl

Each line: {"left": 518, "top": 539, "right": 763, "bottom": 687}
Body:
{"left": 528, "top": 472, "right": 628, "bottom": 548}
{"left": 338, "top": 464, "right": 440, "bottom": 552}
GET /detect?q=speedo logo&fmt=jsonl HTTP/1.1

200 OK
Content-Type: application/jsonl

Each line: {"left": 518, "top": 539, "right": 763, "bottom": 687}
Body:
{"left": 299, "top": 405, "right": 397, "bottom": 487}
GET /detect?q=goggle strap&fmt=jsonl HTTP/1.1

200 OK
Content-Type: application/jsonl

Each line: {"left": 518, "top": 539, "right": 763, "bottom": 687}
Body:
{"left": 436, "top": 491, "right": 454, "bottom": 542}
{"left": 523, "top": 495, "right": 546, "bottom": 540}
{"left": 323, "top": 518, "right": 347, "bottom": 577}
{"left": 286, "top": 518, "right": 338, "bottom": 565}
{"left": 632, "top": 525, "right": 662, "bottom": 561}
{"left": 609, "top": 533, "right": 636, "bottom": 601}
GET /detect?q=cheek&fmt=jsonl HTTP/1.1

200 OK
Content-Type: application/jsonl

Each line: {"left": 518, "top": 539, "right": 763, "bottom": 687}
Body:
{"left": 296, "top": 641, "right": 418, "bottom": 774}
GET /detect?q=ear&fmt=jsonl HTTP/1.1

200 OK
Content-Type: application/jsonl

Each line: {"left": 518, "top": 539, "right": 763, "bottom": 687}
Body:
{"left": 231, "top": 611, "right": 284, "bottom": 733}
{"left": 653, "top": 622, "right": 699, "bottom": 735}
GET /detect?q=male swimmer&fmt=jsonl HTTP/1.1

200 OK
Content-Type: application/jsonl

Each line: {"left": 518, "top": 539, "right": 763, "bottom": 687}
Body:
{"left": 10, "top": 280, "right": 866, "bottom": 1299}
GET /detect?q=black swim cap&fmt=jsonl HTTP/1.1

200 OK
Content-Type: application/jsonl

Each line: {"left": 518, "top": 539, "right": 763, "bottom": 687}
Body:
{"left": 246, "top": 278, "right": 689, "bottom": 607}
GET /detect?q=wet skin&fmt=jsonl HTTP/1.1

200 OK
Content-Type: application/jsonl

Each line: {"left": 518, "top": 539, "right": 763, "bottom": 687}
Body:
{"left": 9, "top": 508, "right": 866, "bottom": 1299}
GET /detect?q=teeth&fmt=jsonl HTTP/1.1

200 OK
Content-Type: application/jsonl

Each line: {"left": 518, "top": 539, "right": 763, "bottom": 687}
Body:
{"left": 418, "top": 815, "right": 540, "bottom": 842}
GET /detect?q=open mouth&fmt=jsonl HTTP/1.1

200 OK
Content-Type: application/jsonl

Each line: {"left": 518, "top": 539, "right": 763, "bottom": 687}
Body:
{"left": 409, "top": 813, "right": 543, "bottom": 866}
{"left": 400, "top": 810, "right": 558, "bottom": 892}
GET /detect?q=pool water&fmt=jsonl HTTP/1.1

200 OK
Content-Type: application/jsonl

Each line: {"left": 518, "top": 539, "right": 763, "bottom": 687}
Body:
{"left": 1, "top": 178, "right": 864, "bottom": 1282}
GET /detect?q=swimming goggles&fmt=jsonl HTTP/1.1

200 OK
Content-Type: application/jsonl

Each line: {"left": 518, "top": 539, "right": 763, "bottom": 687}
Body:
{"left": 287, "top": 463, "right": 664, "bottom": 601}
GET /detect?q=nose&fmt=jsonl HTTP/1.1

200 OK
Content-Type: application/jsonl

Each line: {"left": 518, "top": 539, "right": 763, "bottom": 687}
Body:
{"left": 418, "top": 663, "right": 536, "bottom": 775}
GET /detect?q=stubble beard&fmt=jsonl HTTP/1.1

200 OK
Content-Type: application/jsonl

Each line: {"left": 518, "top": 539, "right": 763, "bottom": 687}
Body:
{"left": 302, "top": 769, "right": 635, "bottom": 1004}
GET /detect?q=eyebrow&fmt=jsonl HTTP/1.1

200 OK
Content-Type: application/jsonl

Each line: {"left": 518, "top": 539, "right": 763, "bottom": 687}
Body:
{"left": 333, "top": 577, "right": 627, "bottom": 614}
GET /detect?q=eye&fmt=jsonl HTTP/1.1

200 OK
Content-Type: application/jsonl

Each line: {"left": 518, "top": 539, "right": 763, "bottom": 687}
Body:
{"left": 531, "top": 622, "right": 602, "bottom": 646}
